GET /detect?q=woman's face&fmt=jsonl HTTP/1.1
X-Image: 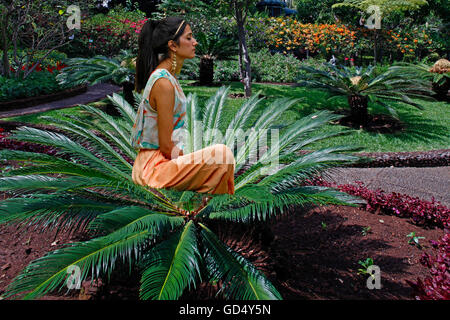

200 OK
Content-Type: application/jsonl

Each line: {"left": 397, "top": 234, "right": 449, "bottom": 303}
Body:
{"left": 173, "top": 24, "right": 197, "bottom": 59}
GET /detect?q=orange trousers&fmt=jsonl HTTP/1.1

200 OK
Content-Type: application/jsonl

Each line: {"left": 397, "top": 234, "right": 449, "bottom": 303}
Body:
{"left": 132, "top": 144, "right": 235, "bottom": 195}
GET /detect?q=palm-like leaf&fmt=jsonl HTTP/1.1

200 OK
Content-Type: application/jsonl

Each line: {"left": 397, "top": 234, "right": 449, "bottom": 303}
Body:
{"left": 139, "top": 221, "right": 201, "bottom": 300}
{"left": 296, "top": 62, "right": 435, "bottom": 119}
{"left": 195, "top": 32, "right": 239, "bottom": 61}
{"left": 1, "top": 85, "right": 365, "bottom": 300}
{"left": 56, "top": 50, "right": 135, "bottom": 87}
{"left": 199, "top": 223, "right": 281, "bottom": 300}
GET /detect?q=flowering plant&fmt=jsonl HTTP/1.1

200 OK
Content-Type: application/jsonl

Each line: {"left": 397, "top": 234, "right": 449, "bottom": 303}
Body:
{"left": 64, "top": 6, "right": 147, "bottom": 57}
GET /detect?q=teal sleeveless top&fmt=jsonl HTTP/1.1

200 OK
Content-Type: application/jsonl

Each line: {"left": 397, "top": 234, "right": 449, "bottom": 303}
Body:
{"left": 131, "top": 69, "right": 186, "bottom": 150}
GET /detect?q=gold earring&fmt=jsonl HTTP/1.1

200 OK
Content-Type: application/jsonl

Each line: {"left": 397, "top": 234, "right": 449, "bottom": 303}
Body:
{"left": 171, "top": 52, "right": 177, "bottom": 74}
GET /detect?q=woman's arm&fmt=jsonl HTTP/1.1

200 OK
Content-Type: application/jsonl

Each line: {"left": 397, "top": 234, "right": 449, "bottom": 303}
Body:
{"left": 151, "top": 78, "right": 184, "bottom": 159}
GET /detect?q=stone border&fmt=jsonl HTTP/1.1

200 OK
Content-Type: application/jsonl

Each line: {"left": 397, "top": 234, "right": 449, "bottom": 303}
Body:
{"left": 295, "top": 149, "right": 450, "bottom": 168}
{"left": 349, "top": 149, "right": 450, "bottom": 168}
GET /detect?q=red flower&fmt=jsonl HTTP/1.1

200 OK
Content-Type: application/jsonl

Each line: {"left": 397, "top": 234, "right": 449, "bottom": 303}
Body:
{"left": 47, "top": 66, "right": 54, "bottom": 73}
{"left": 344, "top": 57, "right": 349, "bottom": 60}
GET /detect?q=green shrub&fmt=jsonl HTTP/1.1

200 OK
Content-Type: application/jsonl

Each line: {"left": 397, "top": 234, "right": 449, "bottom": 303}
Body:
{"left": 214, "top": 48, "right": 304, "bottom": 83}
{"left": 62, "top": 4, "right": 147, "bottom": 58}
{"left": 0, "top": 70, "right": 72, "bottom": 102}
{"left": 251, "top": 48, "right": 304, "bottom": 83}
{"left": 179, "top": 57, "right": 200, "bottom": 81}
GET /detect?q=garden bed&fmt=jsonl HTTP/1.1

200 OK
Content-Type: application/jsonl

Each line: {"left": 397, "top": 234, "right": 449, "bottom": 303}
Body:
{"left": 0, "top": 202, "right": 445, "bottom": 300}
{"left": 0, "top": 84, "right": 87, "bottom": 111}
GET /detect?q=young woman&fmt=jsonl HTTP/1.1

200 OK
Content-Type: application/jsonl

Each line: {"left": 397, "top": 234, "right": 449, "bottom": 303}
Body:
{"left": 131, "top": 17, "right": 235, "bottom": 195}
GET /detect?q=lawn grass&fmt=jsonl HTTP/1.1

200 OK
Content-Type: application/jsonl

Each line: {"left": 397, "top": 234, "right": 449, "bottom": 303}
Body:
{"left": 3, "top": 81, "right": 449, "bottom": 153}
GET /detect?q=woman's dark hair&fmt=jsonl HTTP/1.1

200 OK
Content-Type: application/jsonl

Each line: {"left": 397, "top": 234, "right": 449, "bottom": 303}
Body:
{"left": 135, "top": 16, "right": 188, "bottom": 93}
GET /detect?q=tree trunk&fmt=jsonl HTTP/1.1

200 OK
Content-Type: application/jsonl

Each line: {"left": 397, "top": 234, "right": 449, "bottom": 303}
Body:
{"left": 235, "top": 4, "right": 251, "bottom": 98}
{"left": 373, "top": 29, "right": 378, "bottom": 65}
{"left": 122, "top": 81, "right": 135, "bottom": 107}
{"left": 199, "top": 56, "right": 214, "bottom": 86}
{"left": 238, "top": 36, "right": 244, "bottom": 80}
{"left": 1, "top": 8, "right": 11, "bottom": 78}
{"left": 348, "top": 94, "right": 369, "bottom": 125}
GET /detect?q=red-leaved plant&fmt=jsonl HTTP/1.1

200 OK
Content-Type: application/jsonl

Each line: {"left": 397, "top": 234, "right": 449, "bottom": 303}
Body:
{"left": 407, "top": 233, "right": 450, "bottom": 300}
{"left": 308, "top": 177, "right": 450, "bottom": 229}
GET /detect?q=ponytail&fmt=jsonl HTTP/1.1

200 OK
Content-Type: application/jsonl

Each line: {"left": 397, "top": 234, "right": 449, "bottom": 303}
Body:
{"left": 135, "top": 20, "right": 158, "bottom": 93}
{"left": 135, "top": 17, "right": 188, "bottom": 93}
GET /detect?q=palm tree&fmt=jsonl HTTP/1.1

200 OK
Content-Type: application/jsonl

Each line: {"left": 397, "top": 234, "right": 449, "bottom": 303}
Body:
{"left": 295, "top": 63, "right": 434, "bottom": 126}
{"left": 194, "top": 32, "right": 239, "bottom": 86}
{"left": 0, "top": 87, "right": 363, "bottom": 300}
{"left": 56, "top": 49, "right": 136, "bottom": 107}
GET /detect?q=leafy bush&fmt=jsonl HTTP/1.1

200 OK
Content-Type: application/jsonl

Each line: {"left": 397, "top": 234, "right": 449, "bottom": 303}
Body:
{"left": 250, "top": 48, "right": 303, "bottom": 83}
{"left": 248, "top": 16, "right": 440, "bottom": 64}
{"left": 62, "top": 4, "right": 147, "bottom": 58}
{"left": 179, "top": 57, "right": 201, "bottom": 81}
{"left": 0, "top": 69, "right": 72, "bottom": 102}
{"left": 213, "top": 49, "right": 304, "bottom": 83}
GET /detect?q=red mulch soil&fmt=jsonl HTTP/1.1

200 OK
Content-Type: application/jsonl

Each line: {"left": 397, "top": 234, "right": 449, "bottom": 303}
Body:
{"left": 0, "top": 202, "right": 443, "bottom": 300}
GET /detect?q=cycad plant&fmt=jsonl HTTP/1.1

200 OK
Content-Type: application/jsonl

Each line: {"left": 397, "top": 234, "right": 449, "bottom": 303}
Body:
{"left": 296, "top": 63, "right": 434, "bottom": 126}
{"left": 194, "top": 32, "right": 239, "bottom": 86}
{"left": 56, "top": 49, "right": 136, "bottom": 106}
{"left": 0, "top": 87, "right": 363, "bottom": 300}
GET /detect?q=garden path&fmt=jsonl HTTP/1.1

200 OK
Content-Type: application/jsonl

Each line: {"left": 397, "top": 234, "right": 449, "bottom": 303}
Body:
{"left": 0, "top": 83, "right": 121, "bottom": 119}
{"left": 324, "top": 166, "right": 450, "bottom": 207}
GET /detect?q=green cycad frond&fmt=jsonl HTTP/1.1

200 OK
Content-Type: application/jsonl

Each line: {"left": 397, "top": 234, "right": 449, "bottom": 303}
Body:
{"left": 206, "top": 185, "right": 363, "bottom": 223}
{"left": 297, "top": 63, "right": 434, "bottom": 116}
{"left": 0, "top": 193, "right": 120, "bottom": 230}
{"left": 224, "top": 92, "right": 265, "bottom": 147}
{"left": 202, "top": 86, "right": 230, "bottom": 147}
{"left": 76, "top": 105, "right": 137, "bottom": 159}
{"left": 3, "top": 228, "right": 153, "bottom": 300}
{"left": 7, "top": 127, "right": 129, "bottom": 180}
{"left": 107, "top": 92, "right": 137, "bottom": 127}
{"left": 0, "top": 150, "right": 113, "bottom": 179}
{"left": 199, "top": 223, "right": 282, "bottom": 300}
{"left": 38, "top": 115, "right": 132, "bottom": 172}
{"left": 195, "top": 31, "right": 239, "bottom": 60}
{"left": 56, "top": 55, "right": 134, "bottom": 87}
{"left": 233, "top": 97, "right": 302, "bottom": 172}
{"left": 88, "top": 206, "right": 184, "bottom": 235}
{"left": 184, "top": 93, "right": 203, "bottom": 153}
{"left": 139, "top": 221, "right": 201, "bottom": 300}
{"left": 257, "top": 146, "right": 361, "bottom": 192}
